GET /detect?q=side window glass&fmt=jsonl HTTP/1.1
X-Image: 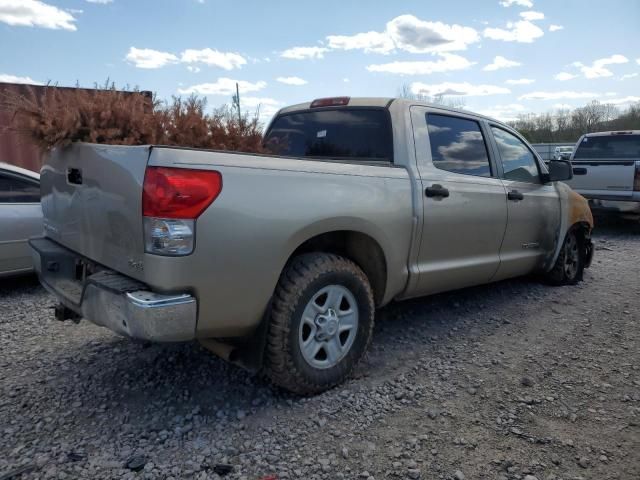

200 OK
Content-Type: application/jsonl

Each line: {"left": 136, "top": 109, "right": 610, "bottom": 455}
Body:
{"left": 0, "top": 173, "right": 41, "bottom": 203}
{"left": 491, "top": 127, "right": 540, "bottom": 183}
{"left": 426, "top": 114, "right": 492, "bottom": 177}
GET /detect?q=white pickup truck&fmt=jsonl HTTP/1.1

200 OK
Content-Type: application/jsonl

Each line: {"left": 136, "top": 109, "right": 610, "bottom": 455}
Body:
{"left": 566, "top": 130, "right": 640, "bottom": 217}
{"left": 30, "top": 97, "right": 594, "bottom": 394}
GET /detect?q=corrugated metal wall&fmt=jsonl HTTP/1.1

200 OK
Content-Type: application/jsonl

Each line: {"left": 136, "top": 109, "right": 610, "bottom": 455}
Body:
{"left": 0, "top": 83, "right": 43, "bottom": 172}
{"left": 0, "top": 83, "right": 152, "bottom": 173}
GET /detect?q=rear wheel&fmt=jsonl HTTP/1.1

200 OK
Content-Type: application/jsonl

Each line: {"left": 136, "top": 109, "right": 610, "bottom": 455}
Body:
{"left": 264, "top": 253, "right": 375, "bottom": 395}
{"left": 545, "top": 230, "right": 585, "bottom": 285}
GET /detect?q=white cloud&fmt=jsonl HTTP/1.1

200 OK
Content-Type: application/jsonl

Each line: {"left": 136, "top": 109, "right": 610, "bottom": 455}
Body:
{"left": 177, "top": 78, "right": 267, "bottom": 96}
{"left": 0, "top": 73, "right": 42, "bottom": 85}
{"left": 549, "top": 24, "right": 563, "bottom": 32}
{"left": 483, "top": 55, "right": 521, "bottom": 71}
{"left": 126, "top": 47, "right": 246, "bottom": 70}
{"left": 85, "top": 0, "right": 112, "bottom": 4}
{"left": 500, "top": 0, "right": 533, "bottom": 7}
{"left": 520, "top": 10, "right": 544, "bottom": 21}
{"left": 552, "top": 103, "right": 572, "bottom": 109}
{"left": 385, "top": 15, "right": 480, "bottom": 53}
{"left": 554, "top": 72, "right": 577, "bottom": 81}
{"left": 343, "top": 78, "right": 350, "bottom": 83}
{"left": 573, "top": 54, "right": 629, "bottom": 79}
{"left": 180, "top": 48, "right": 246, "bottom": 70}
{"left": 506, "top": 78, "right": 535, "bottom": 85}
{"left": 483, "top": 17, "right": 544, "bottom": 43}
{"left": 367, "top": 53, "right": 474, "bottom": 75}
{"left": 327, "top": 15, "right": 479, "bottom": 55}
{"left": 476, "top": 103, "right": 526, "bottom": 121}
{"left": 621, "top": 73, "right": 638, "bottom": 80}
{"left": 0, "top": 0, "right": 77, "bottom": 30}
{"left": 281, "top": 46, "right": 328, "bottom": 60}
{"left": 637, "top": 58, "right": 640, "bottom": 65}
{"left": 411, "top": 81, "right": 510, "bottom": 97}
{"left": 519, "top": 91, "right": 600, "bottom": 101}
{"left": 125, "top": 47, "right": 178, "bottom": 69}
{"left": 276, "top": 76, "right": 307, "bottom": 85}
{"left": 327, "top": 31, "right": 395, "bottom": 54}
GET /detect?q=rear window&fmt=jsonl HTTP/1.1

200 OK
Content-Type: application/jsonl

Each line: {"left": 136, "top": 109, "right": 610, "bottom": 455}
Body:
{"left": 264, "top": 108, "right": 393, "bottom": 163}
{"left": 574, "top": 134, "right": 640, "bottom": 160}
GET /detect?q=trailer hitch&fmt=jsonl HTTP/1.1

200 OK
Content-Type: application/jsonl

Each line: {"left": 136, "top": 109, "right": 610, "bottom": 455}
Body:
{"left": 54, "top": 304, "right": 81, "bottom": 323}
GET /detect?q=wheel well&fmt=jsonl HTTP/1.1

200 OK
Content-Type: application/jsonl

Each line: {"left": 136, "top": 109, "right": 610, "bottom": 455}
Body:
{"left": 288, "top": 231, "right": 387, "bottom": 306}
{"left": 570, "top": 221, "right": 591, "bottom": 242}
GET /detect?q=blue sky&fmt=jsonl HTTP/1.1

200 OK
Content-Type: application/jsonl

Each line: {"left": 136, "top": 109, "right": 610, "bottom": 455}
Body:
{"left": 1, "top": 0, "right": 639, "bottom": 123}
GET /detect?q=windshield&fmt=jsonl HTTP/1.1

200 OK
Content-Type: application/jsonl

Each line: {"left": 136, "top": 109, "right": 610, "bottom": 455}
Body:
{"left": 574, "top": 134, "right": 640, "bottom": 160}
{"left": 264, "top": 108, "right": 393, "bottom": 162}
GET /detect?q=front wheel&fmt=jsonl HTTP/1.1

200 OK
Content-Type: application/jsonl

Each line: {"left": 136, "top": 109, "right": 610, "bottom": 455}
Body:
{"left": 545, "top": 230, "right": 585, "bottom": 285}
{"left": 264, "top": 253, "right": 375, "bottom": 395}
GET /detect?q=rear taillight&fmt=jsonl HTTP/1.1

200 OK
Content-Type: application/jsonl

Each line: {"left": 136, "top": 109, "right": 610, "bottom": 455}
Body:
{"left": 634, "top": 162, "right": 640, "bottom": 191}
{"left": 143, "top": 167, "right": 222, "bottom": 219}
{"left": 142, "top": 167, "right": 222, "bottom": 256}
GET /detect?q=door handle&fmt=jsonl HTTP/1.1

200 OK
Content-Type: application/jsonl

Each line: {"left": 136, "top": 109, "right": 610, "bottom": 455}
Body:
{"left": 507, "top": 190, "right": 524, "bottom": 201}
{"left": 573, "top": 167, "right": 587, "bottom": 175}
{"left": 425, "top": 184, "right": 450, "bottom": 198}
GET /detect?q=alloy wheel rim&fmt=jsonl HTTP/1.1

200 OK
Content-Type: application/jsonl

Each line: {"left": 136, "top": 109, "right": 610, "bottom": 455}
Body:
{"left": 298, "top": 285, "right": 359, "bottom": 370}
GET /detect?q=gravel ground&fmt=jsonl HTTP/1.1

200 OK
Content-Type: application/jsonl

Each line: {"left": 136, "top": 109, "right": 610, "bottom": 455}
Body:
{"left": 1, "top": 218, "right": 638, "bottom": 480}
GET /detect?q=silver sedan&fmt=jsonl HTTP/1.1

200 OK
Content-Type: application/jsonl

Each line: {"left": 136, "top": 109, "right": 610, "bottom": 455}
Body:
{"left": 0, "top": 162, "right": 42, "bottom": 277}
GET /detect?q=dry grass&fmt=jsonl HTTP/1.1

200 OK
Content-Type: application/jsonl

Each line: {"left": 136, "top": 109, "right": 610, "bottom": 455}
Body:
{"left": 0, "top": 82, "right": 270, "bottom": 154}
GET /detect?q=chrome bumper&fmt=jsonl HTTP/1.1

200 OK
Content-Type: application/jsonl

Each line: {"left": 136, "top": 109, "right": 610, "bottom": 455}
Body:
{"left": 29, "top": 237, "right": 197, "bottom": 342}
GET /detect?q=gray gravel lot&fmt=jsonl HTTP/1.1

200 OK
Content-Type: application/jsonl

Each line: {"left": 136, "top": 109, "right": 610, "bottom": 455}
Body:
{"left": 1, "top": 218, "right": 639, "bottom": 480}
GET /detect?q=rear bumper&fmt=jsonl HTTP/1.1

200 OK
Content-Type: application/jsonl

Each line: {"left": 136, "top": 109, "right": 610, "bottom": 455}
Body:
{"left": 29, "top": 237, "right": 197, "bottom": 342}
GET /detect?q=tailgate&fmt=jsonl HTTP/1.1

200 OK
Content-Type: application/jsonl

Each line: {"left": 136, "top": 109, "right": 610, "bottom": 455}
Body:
{"left": 565, "top": 160, "right": 636, "bottom": 199}
{"left": 40, "top": 143, "right": 150, "bottom": 280}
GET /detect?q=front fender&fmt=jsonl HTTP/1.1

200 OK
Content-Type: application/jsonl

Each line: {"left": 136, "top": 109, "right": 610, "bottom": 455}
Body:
{"left": 545, "top": 182, "right": 594, "bottom": 271}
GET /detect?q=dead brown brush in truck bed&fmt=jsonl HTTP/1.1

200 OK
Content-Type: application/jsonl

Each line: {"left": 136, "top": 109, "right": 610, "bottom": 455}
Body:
{"left": 1, "top": 83, "right": 268, "bottom": 154}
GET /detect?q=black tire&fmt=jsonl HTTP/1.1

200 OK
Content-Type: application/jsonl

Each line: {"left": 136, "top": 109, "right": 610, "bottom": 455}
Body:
{"left": 545, "top": 229, "right": 585, "bottom": 285}
{"left": 264, "top": 253, "right": 375, "bottom": 395}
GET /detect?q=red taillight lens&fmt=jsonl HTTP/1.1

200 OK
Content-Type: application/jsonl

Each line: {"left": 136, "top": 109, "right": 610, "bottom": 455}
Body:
{"left": 142, "top": 167, "right": 222, "bottom": 219}
{"left": 310, "top": 96, "right": 350, "bottom": 108}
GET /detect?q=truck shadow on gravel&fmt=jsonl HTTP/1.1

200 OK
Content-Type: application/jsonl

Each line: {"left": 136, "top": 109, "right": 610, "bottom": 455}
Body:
{"left": 30, "top": 273, "right": 560, "bottom": 434}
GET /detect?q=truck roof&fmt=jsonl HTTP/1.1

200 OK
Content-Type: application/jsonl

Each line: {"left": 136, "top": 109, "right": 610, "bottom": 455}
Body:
{"left": 0, "top": 161, "right": 40, "bottom": 179}
{"left": 277, "top": 97, "right": 503, "bottom": 125}
{"left": 583, "top": 130, "right": 640, "bottom": 137}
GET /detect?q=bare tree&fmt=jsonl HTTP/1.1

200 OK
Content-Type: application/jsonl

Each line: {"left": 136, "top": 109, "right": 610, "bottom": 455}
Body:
{"left": 509, "top": 100, "right": 639, "bottom": 143}
{"left": 397, "top": 83, "right": 466, "bottom": 109}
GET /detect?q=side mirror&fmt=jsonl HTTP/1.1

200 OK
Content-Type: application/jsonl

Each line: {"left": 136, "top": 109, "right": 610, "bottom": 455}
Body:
{"left": 545, "top": 159, "right": 573, "bottom": 182}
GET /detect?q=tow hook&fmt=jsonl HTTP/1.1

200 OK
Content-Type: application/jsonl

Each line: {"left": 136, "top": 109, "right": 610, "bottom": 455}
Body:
{"left": 54, "top": 304, "right": 81, "bottom": 323}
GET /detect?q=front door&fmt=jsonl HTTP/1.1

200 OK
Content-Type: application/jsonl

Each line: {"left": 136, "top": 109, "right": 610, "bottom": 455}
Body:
{"left": 410, "top": 108, "right": 508, "bottom": 296}
{"left": 488, "top": 126, "right": 560, "bottom": 280}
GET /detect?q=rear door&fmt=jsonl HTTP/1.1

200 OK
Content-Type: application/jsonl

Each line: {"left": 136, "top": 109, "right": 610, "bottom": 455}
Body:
{"left": 488, "top": 126, "right": 560, "bottom": 280}
{"left": 565, "top": 133, "right": 639, "bottom": 200}
{"left": 410, "top": 107, "right": 507, "bottom": 296}
{"left": 0, "top": 170, "right": 42, "bottom": 275}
